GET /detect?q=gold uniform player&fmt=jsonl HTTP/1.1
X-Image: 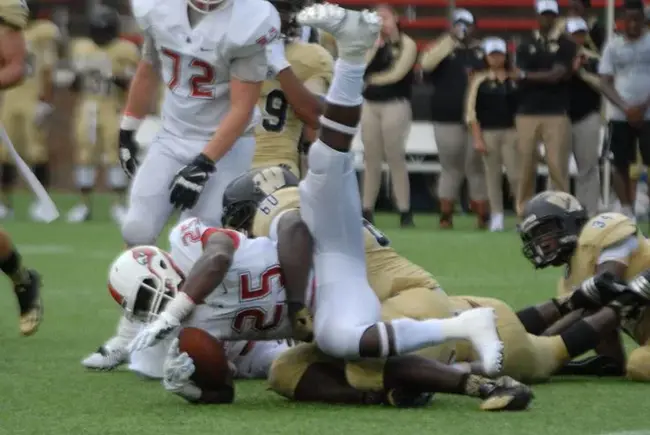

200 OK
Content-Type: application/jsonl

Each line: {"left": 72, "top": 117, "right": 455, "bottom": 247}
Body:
{"left": 517, "top": 191, "right": 650, "bottom": 381}
{"left": 0, "top": 0, "right": 43, "bottom": 336}
{"left": 0, "top": 4, "right": 58, "bottom": 221}
{"left": 67, "top": 5, "right": 139, "bottom": 224}
{"left": 253, "top": 0, "right": 333, "bottom": 178}
{"left": 221, "top": 166, "right": 512, "bottom": 408}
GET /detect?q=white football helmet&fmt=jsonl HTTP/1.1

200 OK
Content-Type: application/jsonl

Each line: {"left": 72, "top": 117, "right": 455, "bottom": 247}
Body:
{"left": 108, "top": 246, "right": 184, "bottom": 322}
{"left": 187, "top": 0, "right": 225, "bottom": 14}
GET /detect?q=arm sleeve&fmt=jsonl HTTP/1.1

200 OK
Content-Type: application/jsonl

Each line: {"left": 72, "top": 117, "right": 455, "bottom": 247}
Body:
{"left": 420, "top": 34, "right": 454, "bottom": 72}
{"left": 231, "top": 50, "right": 268, "bottom": 82}
{"left": 366, "top": 36, "right": 418, "bottom": 86}
{"left": 598, "top": 42, "right": 614, "bottom": 75}
{"left": 464, "top": 73, "right": 486, "bottom": 125}
{"left": 141, "top": 30, "right": 160, "bottom": 72}
{"left": 597, "top": 235, "right": 639, "bottom": 265}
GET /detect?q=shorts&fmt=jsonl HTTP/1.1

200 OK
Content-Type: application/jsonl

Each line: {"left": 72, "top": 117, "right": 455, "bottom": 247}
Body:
{"left": 605, "top": 121, "right": 650, "bottom": 169}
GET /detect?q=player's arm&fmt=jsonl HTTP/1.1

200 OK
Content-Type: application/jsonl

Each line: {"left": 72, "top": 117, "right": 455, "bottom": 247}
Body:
{"left": 0, "top": 23, "right": 26, "bottom": 89}
{"left": 121, "top": 31, "right": 159, "bottom": 125}
{"left": 276, "top": 67, "right": 323, "bottom": 129}
{"left": 276, "top": 210, "right": 313, "bottom": 322}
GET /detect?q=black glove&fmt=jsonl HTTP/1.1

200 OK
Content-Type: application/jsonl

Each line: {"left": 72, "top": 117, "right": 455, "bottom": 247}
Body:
{"left": 570, "top": 271, "right": 627, "bottom": 310}
{"left": 169, "top": 153, "right": 215, "bottom": 211}
{"left": 119, "top": 129, "right": 140, "bottom": 178}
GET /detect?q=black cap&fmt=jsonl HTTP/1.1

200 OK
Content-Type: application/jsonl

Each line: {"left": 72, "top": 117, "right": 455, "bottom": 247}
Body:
{"left": 624, "top": 0, "right": 644, "bottom": 10}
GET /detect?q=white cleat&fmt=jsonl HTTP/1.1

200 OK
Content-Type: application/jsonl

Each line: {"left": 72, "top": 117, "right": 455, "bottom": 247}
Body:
{"left": 82, "top": 344, "right": 128, "bottom": 371}
{"left": 457, "top": 307, "right": 503, "bottom": 377}
{"left": 67, "top": 203, "right": 90, "bottom": 223}
{"left": 297, "top": 4, "right": 381, "bottom": 62}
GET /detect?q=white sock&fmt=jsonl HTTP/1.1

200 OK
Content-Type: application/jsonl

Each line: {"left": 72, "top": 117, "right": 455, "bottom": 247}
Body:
{"left": 390, "top": 316, "right": 473, "bottom": 355}
{"left": 325, "top": 59, "right": 366, "bottom": 107}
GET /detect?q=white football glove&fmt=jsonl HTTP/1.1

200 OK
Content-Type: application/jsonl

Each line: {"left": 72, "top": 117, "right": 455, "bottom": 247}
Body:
{"left": 34, "top": 102, "right": 54, "bottom": 126}
{"left": 162, "top": 338, "right": 202, "bottom": 402}
{"left": 127, "top": 312, "right": 180, "bottom": 353}
{"left": 265, "top": 38, "right": 290, "bottom": 77}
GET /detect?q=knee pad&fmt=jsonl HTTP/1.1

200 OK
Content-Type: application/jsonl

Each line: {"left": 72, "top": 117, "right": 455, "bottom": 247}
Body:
{"left": 121, "top": 214, "right": 159, "bottom": 246}
{"left": 106, "top": 165, "right": 128, "bottom": 190}
{"left": 627, "top": 346, "right": 650, "bottom": 381}
{"left": 268, "top": 343, "right": 322, "bottom": 399}
{"left": 75, "top": 166, "right": 97, "bottom": 190}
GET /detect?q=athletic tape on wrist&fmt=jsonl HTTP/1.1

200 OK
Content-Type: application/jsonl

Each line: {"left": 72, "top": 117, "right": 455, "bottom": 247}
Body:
{"left": 164, "top": 292, "right": 196, "bottom": 321}
{"left": 120, "top": 114, "right": 143, "bottom": 131}
{"left": 319, "top": 115, "right": 358, "bottom": 136}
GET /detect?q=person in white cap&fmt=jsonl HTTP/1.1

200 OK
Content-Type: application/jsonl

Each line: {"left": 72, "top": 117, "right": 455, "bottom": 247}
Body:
{"left": 512, "top": 0, "right": 577, "bottom": 216}
{"left": 465, "top": 37, "right": 519, "bottom": 232}
{"left": 554, "top": 0, "right": 604, "bottom": 52}
{"left": 599, "top": 0, "right": 650, "bottom": 222}
{"left": 420, "top": 8, "right": 489, "bottom": 230}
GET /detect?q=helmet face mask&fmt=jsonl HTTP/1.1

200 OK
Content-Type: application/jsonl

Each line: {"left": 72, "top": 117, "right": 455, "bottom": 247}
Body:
{"left": 517, "top": 191, "right": 588, "bottom": 269}
{"left": 108, "top": 247, "right": 184, "bottom": 322}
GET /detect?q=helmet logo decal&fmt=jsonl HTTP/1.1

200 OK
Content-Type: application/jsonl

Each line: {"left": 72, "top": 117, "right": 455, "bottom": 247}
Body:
{"left": 253, "top": 167, "right": 287, "bottom": 196}
{"left": 132, "top": 247, "right": 157, "bottom": 266}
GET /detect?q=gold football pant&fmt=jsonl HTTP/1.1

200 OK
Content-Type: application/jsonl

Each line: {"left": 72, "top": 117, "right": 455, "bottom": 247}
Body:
{"left": 74, "top": 102, "right": 127, "bottom": 190}
{"left": 515, "top": 114, "right": 571, "bottom": 216}
{"left": 268, "top": 287, "right": 455, "bottom": 398}
{"left": 451, "top": 296, "right": 567, "bottom": 383}
{"left": 0, "top": 98, "right": 48, "bottom": 165}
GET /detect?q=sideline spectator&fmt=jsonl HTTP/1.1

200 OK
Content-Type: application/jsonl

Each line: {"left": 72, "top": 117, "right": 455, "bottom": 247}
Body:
{"left": 598, "top": 0, "right": 650, "bottom": 221}
{"left": 361, "top": 5, "right": 418, "bottom": 227}
{"left": 555, "top": 0, "right": 605, "bottom": 52}
{"left": 465, "top": 37, "right": 519, "bottom": 232}
{"left": 513, "top": 0, "right": 576, "bottom": 216}
{"left": 566, "top": 17, "right": 602, "bottom": 216}
{"left": 420, "top": 9, "right": 488, "bottom": 229}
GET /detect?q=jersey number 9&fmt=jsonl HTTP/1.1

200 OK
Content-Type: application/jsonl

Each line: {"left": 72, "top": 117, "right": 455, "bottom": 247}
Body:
{"left": 262, "top": 89, "right": 288, "bottom": 132}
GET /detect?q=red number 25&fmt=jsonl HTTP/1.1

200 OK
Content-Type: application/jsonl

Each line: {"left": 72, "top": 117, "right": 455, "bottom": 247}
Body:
{"left": 161, "top": 47, "right": 215, "bottom": 99}
{"left": 232, "top": 266, "right": 285, "bottom": 333}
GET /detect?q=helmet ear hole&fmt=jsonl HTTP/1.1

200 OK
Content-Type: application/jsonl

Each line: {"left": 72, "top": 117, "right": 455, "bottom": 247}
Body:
{"left": 159, "top": 260, "right": 168, "bottom": 269}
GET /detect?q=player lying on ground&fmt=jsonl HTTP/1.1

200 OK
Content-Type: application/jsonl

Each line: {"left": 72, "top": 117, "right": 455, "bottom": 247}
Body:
{"left": 107, "top": 245, "right": 291, "bottom": 380}
{"left": 515, "top": 191, "right": 650, "bottom": 380}
{"left": 0, "top": 0, "right": 43, "bottom": 336}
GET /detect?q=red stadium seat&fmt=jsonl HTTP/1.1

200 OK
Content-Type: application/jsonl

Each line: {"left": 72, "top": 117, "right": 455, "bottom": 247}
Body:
{"left": 336, "top": 0, "right": 622, "bottom": 6}
{"left": 402, "top": 17, "right": 623, "bottom": 30}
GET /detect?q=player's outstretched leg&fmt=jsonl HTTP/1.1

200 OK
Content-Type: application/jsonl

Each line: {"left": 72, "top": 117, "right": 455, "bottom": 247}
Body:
{"left": 297, "top": 5, "right": 503, "bottom": 376}
{"left": 0, "top": 229, "right": 42, "bottom": 335}
{"left": 82, "top": 315, "right": 139, "bottom": 370}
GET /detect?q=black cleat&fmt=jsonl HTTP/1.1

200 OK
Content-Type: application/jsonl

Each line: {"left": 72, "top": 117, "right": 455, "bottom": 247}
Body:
{"left": 15, "top": 269, "right": 43, "bottom": 336}
{"left": 479, "top": 377, "right": 534, "bottom": 411}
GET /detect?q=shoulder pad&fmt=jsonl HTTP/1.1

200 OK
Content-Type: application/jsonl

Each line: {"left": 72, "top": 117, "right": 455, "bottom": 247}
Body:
{"left": 228, "top": 0, "right": 280, "bottom": 56}
{"left": 578, "top": 212, "right": 637, "bottom": 249}
{"left": 130, "top": 0, "right": 156, "bottom": 30}
{"left": 32, "top": 20, "right": 60, "bottom": 41}
{"left": 287, "top": 42, "right": 333, "bottom": 82}
{"left": 0, "top": 0, "right": 28, "bottom": 29}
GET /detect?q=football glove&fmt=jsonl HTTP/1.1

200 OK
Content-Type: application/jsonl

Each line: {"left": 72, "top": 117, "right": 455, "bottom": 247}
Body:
{"left": 163, "top": 338, "right": 202, "bottom": 402}
{"left": 127, "top": 312, "right": 180, "bottom": 353}
{"left": 169, "top": 153, "right": 215, "bottom": 211}
{"left": 119, "top": 129, "right": 140, "bottom": 178}
{"left": 556, "top": 355, "right": 625, "bottom": 377}
{"left": 288, "top": 302, "right": 314, "bottom": 342}
{"left": 570, "top": 271, "right": 627, "bottom": 310}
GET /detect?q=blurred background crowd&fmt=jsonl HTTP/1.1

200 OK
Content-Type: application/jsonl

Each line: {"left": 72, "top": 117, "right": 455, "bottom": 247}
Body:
{"left": 3, "top": 0, "right": 650, "bottom": 231}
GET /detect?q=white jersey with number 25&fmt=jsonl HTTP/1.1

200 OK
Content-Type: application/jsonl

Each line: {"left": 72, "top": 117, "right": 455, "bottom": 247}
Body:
{"left": 168, "top": 217, "right": 292, "bottom": 341}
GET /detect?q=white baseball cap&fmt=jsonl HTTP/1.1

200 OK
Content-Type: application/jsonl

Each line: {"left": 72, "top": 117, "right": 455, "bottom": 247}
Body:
{"left": 566, "top": 17, "right": 589, "bottom": 33}
{"left": 536, "top": 0, "right": 559, "bottom": 14}
{"left": 483, "top": 37, "right": 507, "bottom": 54}
{"left": 453, "top": 9, "right": 474, "bottom": 24}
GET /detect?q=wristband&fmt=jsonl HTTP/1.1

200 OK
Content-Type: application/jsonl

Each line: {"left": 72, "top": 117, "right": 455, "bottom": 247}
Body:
{"left": 164, "top": 292, "right": 197, "bottom": 322}
{"left": 120, "top": 114, "right": 143, "bottom": 131}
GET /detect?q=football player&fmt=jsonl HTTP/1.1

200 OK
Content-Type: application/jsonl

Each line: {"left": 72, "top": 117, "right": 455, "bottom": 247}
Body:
{"left": 0, "top": 0, "right": 43, "bottom": 336}
{"left": 0, "top": 1, "right": 58, "bottom": 221}
{"left": 253, "top": 0, "right": 333, "bottom": 178}
{"left": 67, "top": 5, "right": 139, "bottom": 223}
{"left": 517, "top": 190, "right": 650, "bottom": 381}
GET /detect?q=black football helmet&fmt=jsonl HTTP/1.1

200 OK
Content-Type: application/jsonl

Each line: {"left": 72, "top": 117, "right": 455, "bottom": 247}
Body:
{"left": 517, "top": 191, "right": 589, "bottom": 269}
{"left": 221, "top": 165, "right": 299, "bottom": 234}
{"left": 89, "top": 4, "right": 119, "bottom": 46}
{"left": 271, "top": 0, "right": 304, "bottom": 38}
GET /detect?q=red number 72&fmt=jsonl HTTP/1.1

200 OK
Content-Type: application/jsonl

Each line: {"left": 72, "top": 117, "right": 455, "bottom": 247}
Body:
{"left": 161, "top": 47, "right": 216, "bottom": 99}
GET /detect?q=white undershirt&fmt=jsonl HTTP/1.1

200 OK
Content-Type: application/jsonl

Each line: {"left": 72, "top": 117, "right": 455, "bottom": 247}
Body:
{"left": 596, "top": 235, "right": 639, "bottom": 265}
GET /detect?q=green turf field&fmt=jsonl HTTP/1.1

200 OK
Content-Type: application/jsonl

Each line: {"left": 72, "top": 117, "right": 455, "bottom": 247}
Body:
{"left": 0, "top": 194, "right": 647, "bottom": 435}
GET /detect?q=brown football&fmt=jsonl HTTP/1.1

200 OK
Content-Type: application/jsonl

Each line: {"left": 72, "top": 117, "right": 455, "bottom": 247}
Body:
{"left": 178, "top": 327, "right": 231, "bottom": 390}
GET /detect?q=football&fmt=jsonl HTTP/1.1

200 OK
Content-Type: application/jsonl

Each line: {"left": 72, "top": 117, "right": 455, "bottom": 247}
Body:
{"left": 178, "top": 327, "right": 231, "bottom": 390}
